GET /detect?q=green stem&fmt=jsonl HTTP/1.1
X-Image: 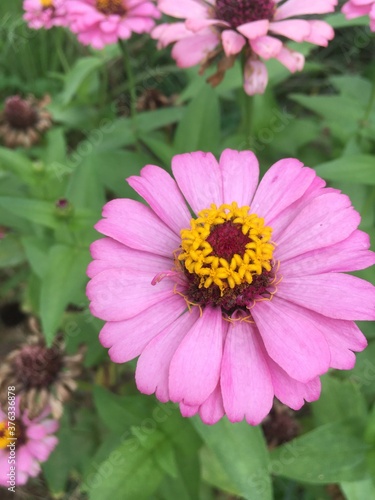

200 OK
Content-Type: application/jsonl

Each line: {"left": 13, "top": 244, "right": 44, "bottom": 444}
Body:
{"left": 118, "top": 39, "right": 138, "bottom": 120}
{"left": 243, "top": 92, "right": 254, "bottom": 139}
{"left": 364, "top": 77, "right": 375, "bottom": 122}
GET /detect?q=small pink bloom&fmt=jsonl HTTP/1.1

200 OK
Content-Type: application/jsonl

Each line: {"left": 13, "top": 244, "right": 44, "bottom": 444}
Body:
{"left": 152, "top": 0, "right": 338, "bottom": 94}
{"left": 65, "top": 0, "right": 161, "bottom": 49}
{"left": 87, "top": 150, "right": 375, "bottom": 426}
{"left": 342, "top": 0, "right": 375, "bottom": 31}
{"left": 23, "top": 0, "right": 68, "bottom": 29}
{"left": 0, "top": 398, "right": 58, "bottom": 486}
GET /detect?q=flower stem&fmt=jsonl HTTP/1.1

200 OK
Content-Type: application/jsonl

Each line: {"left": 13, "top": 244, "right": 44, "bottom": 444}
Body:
{"left": 118, "top": 39, "right": 138, "bottom": 120}
{"left": 243, "top": 92, "right": 254, "bottom": 140}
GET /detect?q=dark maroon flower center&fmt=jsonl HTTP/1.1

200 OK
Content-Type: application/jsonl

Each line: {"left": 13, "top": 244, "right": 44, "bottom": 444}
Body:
{"left": 206, "top": 220, "right": 250, "bottom": 261}
{"left": 12, "top": 345, "right": 63, "bottom": 389}
{"left": 215, "top": 0, "right": 275, "bottom": 28}
{"left": 185, "top": 268, "right": 274, "bottom": 315}
{"left": 13, "top": 419, "right": 27, "bottom": 446}
{"left": 4, "top": 96, "right": 38, "bottom": 129}
{"left": 96, "top": 0, "right": 127, "bottom": 16}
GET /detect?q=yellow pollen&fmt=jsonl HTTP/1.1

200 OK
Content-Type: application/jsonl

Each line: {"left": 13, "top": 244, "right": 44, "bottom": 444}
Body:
{"left": 96, "top": 0, "right": 126, "bottom": 15}
{"left": 179, "top": 202, "right": 274, "bottom": 294}
{"left": 0, "top": 421, "right": 12, "bottom": 449}
{"left": 41, "top": 0, "right": 53, "bottom": 7}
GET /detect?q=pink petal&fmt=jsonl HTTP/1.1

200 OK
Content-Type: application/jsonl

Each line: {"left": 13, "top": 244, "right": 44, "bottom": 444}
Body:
{"left": 198, "top": 384, "right": 225, "bottom": 425}
{"left": 171, "top": 32, "right": 219, "bottom": 67}
{"left": 251, "top": 159, "right": 316, "bottom": 223}
{"left": 88, "top": 238, "right": 171, "bottom": 278}
{"left": 135, "top": 310, "right": 200, "bottom": 402}
{"left": 127, "top": 165, "right": 191, "bottom": 235}
{"left": 221, "top": 29, "right": 246, "bottom": 56}
{"left": 158, "top": 0, "right": 209, "bottom": 19}
{"left": 221, "top": 321, "right": 274, "bottom": 425}
{"left": 186, "top": 18, "right": 229, "bottom": 32}
{"left": 281, "top": 230, "right": 375, "bottom": 276}
{"left": 169, "top": 307, "right": 225, "bottom": 406}
{"left": 268, "top": 357, "right": 321, "bottom": 410}
{"left": 243, "top": 58, "right": 268, "bottom": 95}
{"left": 275, "top": 0, "right": 337, "bottom": 20}
{"left": 172, "top": 152, "right": 223, "bottom": 215}
{"left": 275, "top": 46, "right": 305, "bottom": 72}
{"left": 26, "top": 419, "right": 58, "bottom": 439}
{"left": 100, "top": 294, "right": 187, "bottom": 363}
{"left": 95, "top": 199, "right": 180, "bottom": 257}
{"left": 277, "top": 273, "right": 375, "bottom": 321}
{"left": 27, "top": 436, "right": 58, "bottom": 461}
{"left": 237, "top": 19, "right": 270, "bottom": 40}
{"left": 252, "top": 297, "right": 331, "bottom": 383}
{"left": 304, "top": 20, "right": 335, "bottom": 46}
{"left": 269, "top": 20, "right": 311, "bottom": 42}
{"left": 275, "top": 193, "right": 361, "bottom": 262}
{"left": 250, "top": 35, "right": 283, "bottom": 59}
{"left": 87, "top": 267, "right": 174, "bottom": 321}
{"left": 220, "top": 149, "right": 259, "bottom": 206}
{"left": 152, "top": 22, "right": 191, "bottom": 46}
{"left": 179, "top": 402, "right": 199, "bottom": 418}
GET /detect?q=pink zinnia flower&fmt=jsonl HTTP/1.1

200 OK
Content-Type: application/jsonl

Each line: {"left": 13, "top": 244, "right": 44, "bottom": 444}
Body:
{"left": 0, "top": 398, "right": 58, "bottom": 486}
{"left": 23, "top": 0, "right": 67, "bottom": 29}
{"left": 342, "top": 0, "right": 375, "bottom": 31}
{"left": 87, "top": 149, "right": 375, "bottom": 425}
{"left": 152, "top": 0, "right": 337, "bottom": 95}
{"left": 65, "top": 0, "right": 161, "bottom": 49}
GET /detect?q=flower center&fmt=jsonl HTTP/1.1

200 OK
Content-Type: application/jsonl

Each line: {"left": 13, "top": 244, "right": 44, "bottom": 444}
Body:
{"left": 178, "top": 202, "right": 275, "bottom": 314}
{"left": 12, "top": 345, "right": 63, "bottom": 389}
{"left": 40, "top": 0, "right": 53, "bottom": 8}
{"left": 215, "top": 0, "right": 275, "bottom": 28}
{"left": 4, "top": 96, "right": 38, "bottom": 130}
{"left": 0, "top": 419, "right": 26, "bottom": 449}
{"left": 96, "top": 0, "right": 127, "bottom": 15}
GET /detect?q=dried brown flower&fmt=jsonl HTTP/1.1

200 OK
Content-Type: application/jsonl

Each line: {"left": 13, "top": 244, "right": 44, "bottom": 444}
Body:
{"left": 0, "top": 95, "right": 52, "bottom": 148}
{"left": 0, "top": 320, "right": 85, "bottom": 419}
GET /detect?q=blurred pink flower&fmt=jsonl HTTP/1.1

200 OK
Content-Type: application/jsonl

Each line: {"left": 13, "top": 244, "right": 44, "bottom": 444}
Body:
{"left": 87, "top": 149, "right": 375, "bottom": 425}
{"left": 342, "top": 0, "right": 375, "bottom": 31}
{"left": 152, "top": 0, "right": 337, "bottom": 94}
{"left": 0, "top": 398, "right": 58, "bottom": 486}
{"left": 23, "top": 0, "right": 67, "bottom": 29}
{"left": 65, "top": 0, "right": 161, "bottom": 49}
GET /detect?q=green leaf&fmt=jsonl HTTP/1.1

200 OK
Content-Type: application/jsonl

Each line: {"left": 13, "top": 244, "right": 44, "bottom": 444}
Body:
{"left": 200, "top": 446, "right": 241, "bottom": 497}
{"left": 0, "top": 196, "right": 60, "bottom": 229}
{"left": 60, "top": 56, "right": 103, "bottom": 105}
{"left": 174, "top": 84, "right": 220, "bottom": 154}
{"left": 0, "top": 234, "right": 25, "bottom": 268}
{"left": 93, "top": 386, "right": 155, "bottom": 434}
{"left": 42, "top": 413, "right": 73, "bottom": 494}
{"left": 270, "top": 419, "right": 369, "bottom": 484}
{"left": 315, "top": 155, "right": 375, "bottom": 185}
{"left": 0, "top": 146, "right": 34, "bottom": 183}
{"left": 21, "top": 236, "right": 50, "bottom": 278}
{"left": 192, "top": 417, "right": 272, "bottom": 500}
{"left": 40, "top": 244, "right": 90, "bottom": 344}
{"left": 341, "top": 479, "right": 375, "bottom": 500}
{"left": 311, "top": 376, "right": 368, "bottom": 426}
{"left": 87, "top": 432, "right": 165, "bottom": 500}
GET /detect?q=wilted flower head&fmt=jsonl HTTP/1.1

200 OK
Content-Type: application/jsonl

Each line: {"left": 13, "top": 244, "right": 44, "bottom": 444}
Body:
{"left": 153, "top": 0, "right": 337, "bottom": 94}
{"left": 87, "top": 149, "right": 375, "bottom": 426}
{"left": 0, "top": 327, "right": 84, "bottom": 419}
{"left": 0, "top": 95, "right": 52, "bottom": 149}
{"left": 0, "top": 398, "right": 58, "bottom": 487}
{"left": 23, "top": 0, "right": 68, "bottom": 29}
{"left": 65, "top": 0, "right": 161, "bottom": 49}
{"left": 342, "top": 0, "right": 375, "bottom": 31}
